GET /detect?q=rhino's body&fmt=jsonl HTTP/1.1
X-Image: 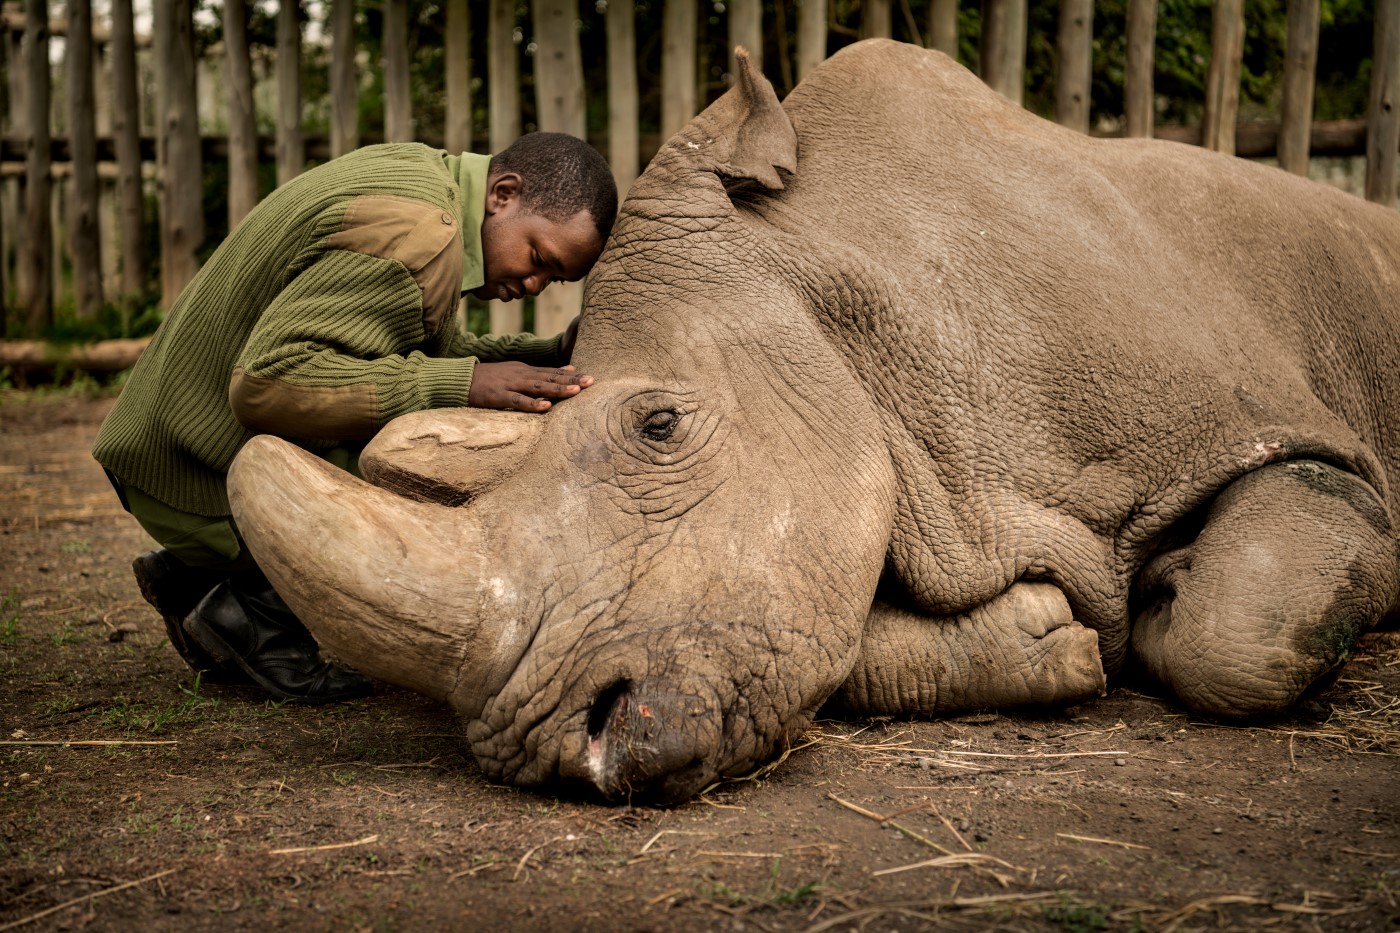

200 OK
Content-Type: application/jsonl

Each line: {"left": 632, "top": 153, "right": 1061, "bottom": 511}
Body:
{"left": 229, "top": 40, "right": 1400, "bottom": 802}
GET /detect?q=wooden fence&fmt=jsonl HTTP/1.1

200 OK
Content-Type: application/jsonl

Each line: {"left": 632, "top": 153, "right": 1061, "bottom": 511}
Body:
{"left": 2, "top": 0, "right": 1398, "bottom": 345}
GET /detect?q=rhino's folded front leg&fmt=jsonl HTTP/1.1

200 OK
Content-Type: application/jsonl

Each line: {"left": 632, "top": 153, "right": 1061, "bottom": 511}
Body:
{"left": 837, "top": 582, "right": 1106, "bottom": 715}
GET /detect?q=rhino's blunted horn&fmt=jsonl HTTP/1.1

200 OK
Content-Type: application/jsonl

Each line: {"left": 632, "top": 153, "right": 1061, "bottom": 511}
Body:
{"left": 228, "top": 435, "right": 504, "bottom": 703}
{"left": 359, "top": 408, "right": 546, "bottom": 506}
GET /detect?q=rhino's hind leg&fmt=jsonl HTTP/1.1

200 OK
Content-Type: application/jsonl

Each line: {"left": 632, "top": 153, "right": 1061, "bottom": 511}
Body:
{"left": 1131, "top": 460, "right": 1399, "bottom": 718}
{"left": 837, "top": 582, "right": 1106, "bottom": 715}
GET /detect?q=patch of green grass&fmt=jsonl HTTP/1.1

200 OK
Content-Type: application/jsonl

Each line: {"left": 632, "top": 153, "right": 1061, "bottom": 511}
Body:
{"left": 49, "top": 620, "right": 81, "bottom": 647}
{"left": 60, "top": 539, "right": 90, "bottom": 555}
{"left": 0, "top": 594, "right": 21, "bottom": 646}
{"left": 770, "top": 879, "right": 823, "bottom": 907}
{"left": 1043, "top": 895, "right": 1112, "bottom": 932}
{"left": 696, "top": 860, "right": 825, "bottom": 911}
{"left": 698, "top": 878, "right": 747, "bottom": 907}
{"left": 763, "top": 858, "right": 823, "bottom": 907}
{"left": 332, "top": 770, "right": 357, "bottom": 786}
{"left": 44, "top": 694, "right": 81, "bottom": 716}
{"left": 100, "top": 685, "right": 220, "bottom": 735}
{"left": 168, "top": 807, "right": 195, "bottom": 832}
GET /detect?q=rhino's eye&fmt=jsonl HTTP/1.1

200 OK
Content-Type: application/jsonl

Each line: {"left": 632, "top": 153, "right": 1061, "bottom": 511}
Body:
{"left": 640, "top": 409, "right": 679, "bottom": 441}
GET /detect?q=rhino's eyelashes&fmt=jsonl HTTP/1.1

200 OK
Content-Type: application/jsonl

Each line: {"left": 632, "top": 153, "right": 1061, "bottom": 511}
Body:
{"left": 640, "top": 410, "right": 679, "bottom": 441}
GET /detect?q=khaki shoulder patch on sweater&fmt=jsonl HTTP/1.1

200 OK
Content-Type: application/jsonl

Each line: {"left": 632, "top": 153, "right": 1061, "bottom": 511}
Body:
{"left": 327, "top": 195, "right": 463, "bottom": 336}
{"left": 229, "top": 367, "right": 381, "bottom": 441}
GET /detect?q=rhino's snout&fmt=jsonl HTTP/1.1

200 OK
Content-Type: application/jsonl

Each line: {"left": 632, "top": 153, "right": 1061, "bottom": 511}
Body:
{"left": 577, "top": 677, "right": 723, "bottom": 804}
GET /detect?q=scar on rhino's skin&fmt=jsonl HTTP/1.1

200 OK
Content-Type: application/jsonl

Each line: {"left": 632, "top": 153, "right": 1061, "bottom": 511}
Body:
{"left": 1282, "top": 461, "right": 1393, "bottom": 537}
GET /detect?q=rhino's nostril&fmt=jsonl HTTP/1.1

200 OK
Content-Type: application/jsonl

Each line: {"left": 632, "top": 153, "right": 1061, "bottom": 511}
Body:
{"left": 586, "top": 679, "right": 631, "bottom": 739}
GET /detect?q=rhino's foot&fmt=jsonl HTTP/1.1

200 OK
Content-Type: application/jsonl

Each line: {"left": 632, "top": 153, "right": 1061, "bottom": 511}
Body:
{"left": 1131, "top": 460, "right": 1399, "bottom": 719}
{"left": 838, "top": 581, "right": 1106, "bottom": 715}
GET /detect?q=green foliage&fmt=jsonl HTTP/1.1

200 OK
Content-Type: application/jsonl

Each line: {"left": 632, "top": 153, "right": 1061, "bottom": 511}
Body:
{"left": 4, "top": 0, "right": 1379, "bottom": 345}
{"left": 0, "top": 595, "right": 20, "bottom": 646}
{"left": 1043, "top": 894, "right": 1112, "bottom": 932}
{"left": 101, "top": 685, "right": 220, "bottom": 735}
{"left": 49, "top": 620, "right": 81, "bottom": 647}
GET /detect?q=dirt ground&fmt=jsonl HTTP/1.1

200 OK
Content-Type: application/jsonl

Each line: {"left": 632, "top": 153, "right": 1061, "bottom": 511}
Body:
{"left": 1, "top": 391, "right": 1397, "bottom": 933}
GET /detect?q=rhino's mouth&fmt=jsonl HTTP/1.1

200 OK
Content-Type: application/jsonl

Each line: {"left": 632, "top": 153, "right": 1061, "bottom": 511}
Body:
{"left": 574, "top": 676, "right": 726, "bottom": 803}
{"left": 483, "top": 664, "right": 728, "bottom": 805}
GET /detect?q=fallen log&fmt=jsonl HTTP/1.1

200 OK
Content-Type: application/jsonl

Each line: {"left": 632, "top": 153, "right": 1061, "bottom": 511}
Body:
{"left": 0, "top": 337, "right": 149, "bottom": 376}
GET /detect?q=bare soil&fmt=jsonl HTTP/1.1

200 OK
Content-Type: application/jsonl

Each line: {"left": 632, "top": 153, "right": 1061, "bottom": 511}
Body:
{"left": 2, "top": 392, "right": 1397, "bottom": 932}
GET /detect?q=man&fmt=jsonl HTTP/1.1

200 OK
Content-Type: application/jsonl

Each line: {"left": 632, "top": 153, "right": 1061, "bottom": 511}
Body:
{"left": 93, "top": 132, "right": 617, "bottom": 704}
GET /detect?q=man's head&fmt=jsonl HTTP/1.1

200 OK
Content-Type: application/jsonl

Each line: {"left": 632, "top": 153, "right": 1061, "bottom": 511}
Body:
{"left": 476, "top": 133, "right": 618, "bottom": 303}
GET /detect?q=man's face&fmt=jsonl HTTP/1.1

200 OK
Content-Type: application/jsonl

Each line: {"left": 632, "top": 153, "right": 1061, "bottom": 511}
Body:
{"left": 475, "top": 173, "right": 605, "bottom": 303}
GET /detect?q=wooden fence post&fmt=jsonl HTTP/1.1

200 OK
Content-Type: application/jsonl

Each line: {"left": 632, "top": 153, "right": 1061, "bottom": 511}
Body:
{"left": 330, "top": 0, "right": 359, "bottom": 157}
{"left": 67, "top": 0, "right": 103, "bottom": 319}
{"left": 731, "top": 0, "right": 762, "bottom": 73}
{"left": 21, "top": 0, "right": 52, "bottom": 334}
{"left": 1277, "top": 0, "right": 1320, "bottom": 175}
{"left": 1202, "top": 0, "right": 1244, "bottom": 153}
{"left": 225, "top": 0, "right": 258, "bottom": 226}
{"left": 773, "top": 0, "right": 793, "bottom": 90}
{"left": 1366, "top": 0, "right": 1400, "bottom": 205}
{"left": 1124, "top": 0, "right": 1155, "bottom": 137}
{"left": 446, "top": 0, "right": 471, "bottom": 154}
{"left": 96, "top": 39, "right": 120, "bottom": 298}
{"left": 607, "top": 0, "right": 640, "bottom": 196}
{"left": 661, "top": 0, "right": 698, "bottom": 139}
{"left": 154, "top": 0, "right": 203, "bottom": 308}
{"left": 489, "top": 0, "right": 522, "bottom": 334}
{"left": 928, "top": 0, "right": 957, "bottom": 56}
{"left": 110, "top": 0, "right": 146, "bottom": 301}
{"left": 384, "top": 0, "right": 413, "bottom": 141}
{"left": 1055, "top": 0, "right": 1093, "bottom": 133}
{"left": 861, "top": 0, "right": 892, "bottom": 40}
{"left": 533, "top": 0, "right": 586, "bottom": 337}
{"left": 981, "top": 0, "right": 1027, "bottom": 105}
{"left": 277, "top": 0, "right": 304, "bottom": 184}
{"left": 797, "top": 0, "right": 827, "bottom": 79}
{"left": 3, "top": 25, "right": 23, "bottom": 311}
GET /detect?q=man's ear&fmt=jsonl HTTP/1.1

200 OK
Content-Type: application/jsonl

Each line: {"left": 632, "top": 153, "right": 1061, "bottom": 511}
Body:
{"left": 484, "top": 172, "right": 522, "bottom": 215}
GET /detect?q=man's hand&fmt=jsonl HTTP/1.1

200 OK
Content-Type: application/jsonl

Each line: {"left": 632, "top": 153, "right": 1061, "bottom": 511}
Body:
{"left": 468, "top": 362, "right": 594, "bottom": 413}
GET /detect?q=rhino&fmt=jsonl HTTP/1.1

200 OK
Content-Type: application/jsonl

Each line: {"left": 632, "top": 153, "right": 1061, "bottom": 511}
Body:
{"left": 227, "top": 39, "right": 1400, "bottom": 803}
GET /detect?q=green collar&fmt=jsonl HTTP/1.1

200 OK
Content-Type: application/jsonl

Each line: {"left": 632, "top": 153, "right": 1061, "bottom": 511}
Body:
{"left": 443, "top": 152, "right": 491, "bottom": 293}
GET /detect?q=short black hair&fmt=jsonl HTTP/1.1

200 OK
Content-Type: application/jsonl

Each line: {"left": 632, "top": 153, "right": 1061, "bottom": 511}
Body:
{"left": 488, "top": 132, "right": 618, "bottom": 245}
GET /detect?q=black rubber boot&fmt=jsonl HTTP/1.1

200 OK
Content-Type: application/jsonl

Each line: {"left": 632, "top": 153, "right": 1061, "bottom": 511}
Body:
{"left": 183, "top": 571, "right": 373, "bottom": 704}
{"left": 132, "top": 550, "right": 250, "bottom": 685}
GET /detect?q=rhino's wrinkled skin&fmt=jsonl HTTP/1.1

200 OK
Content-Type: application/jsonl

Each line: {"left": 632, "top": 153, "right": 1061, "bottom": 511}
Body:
{"left": 229, "top": 40, "right": 1400, "bottom": 803}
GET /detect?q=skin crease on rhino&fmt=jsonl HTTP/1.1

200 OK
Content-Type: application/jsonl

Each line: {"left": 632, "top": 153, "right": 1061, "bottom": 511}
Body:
{"left": 227, "top": 39, "right": 1400, "bottom": 804}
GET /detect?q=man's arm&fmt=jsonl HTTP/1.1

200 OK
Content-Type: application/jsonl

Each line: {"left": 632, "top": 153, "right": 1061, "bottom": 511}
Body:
{"left": 230, "top": 251, "right": 584, "bottom": 439}
{"left": 230, "top": 250, "right": 468, "bottom": 440}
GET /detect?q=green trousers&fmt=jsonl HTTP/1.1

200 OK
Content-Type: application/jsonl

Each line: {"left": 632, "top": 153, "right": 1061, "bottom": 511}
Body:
{"left": 106, "top": 445, "right": 362, "bottom": 576}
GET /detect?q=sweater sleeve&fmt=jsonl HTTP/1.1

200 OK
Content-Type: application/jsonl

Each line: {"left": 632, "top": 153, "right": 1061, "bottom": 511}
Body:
{"left": 229, "top": 249, "right": 475, "bottom": 441}
{"left": 445, "top": 327, "right": 565, "bottom": 366}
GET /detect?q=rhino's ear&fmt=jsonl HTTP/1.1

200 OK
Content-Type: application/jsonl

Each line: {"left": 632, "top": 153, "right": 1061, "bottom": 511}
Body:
{"left": 674, "top": 47, "right": 797, "bottom": 191}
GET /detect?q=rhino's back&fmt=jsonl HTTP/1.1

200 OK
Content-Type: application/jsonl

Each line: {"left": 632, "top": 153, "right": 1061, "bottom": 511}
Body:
{"left": 782, "top": 39, "right": 1400, "bottom": 519}
{"left": 763, "top": 40, "right": 1400, "bottom": 645}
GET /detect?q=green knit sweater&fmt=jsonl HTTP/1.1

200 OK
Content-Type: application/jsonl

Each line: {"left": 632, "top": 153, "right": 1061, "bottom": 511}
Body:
{"left": 93, "top": 143, "right": 563, "bottom": 517}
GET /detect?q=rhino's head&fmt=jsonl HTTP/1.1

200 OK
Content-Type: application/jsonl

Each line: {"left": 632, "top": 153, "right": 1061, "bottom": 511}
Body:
{"left": 229, "top": 52, "right": 897, "bottom": 803}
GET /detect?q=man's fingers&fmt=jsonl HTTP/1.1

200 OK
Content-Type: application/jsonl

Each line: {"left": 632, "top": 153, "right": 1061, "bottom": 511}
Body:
{"left": 507, "top": 393, "right": 552, "bottom": 412}
{"left": 527, "top": 379, "right": 585, "bottom": 399}
{"left": 539, "top": 368, "right": 592, "bottom": 387}
{"left": 469, "top": 362, "right": 593, "bottom": 412}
